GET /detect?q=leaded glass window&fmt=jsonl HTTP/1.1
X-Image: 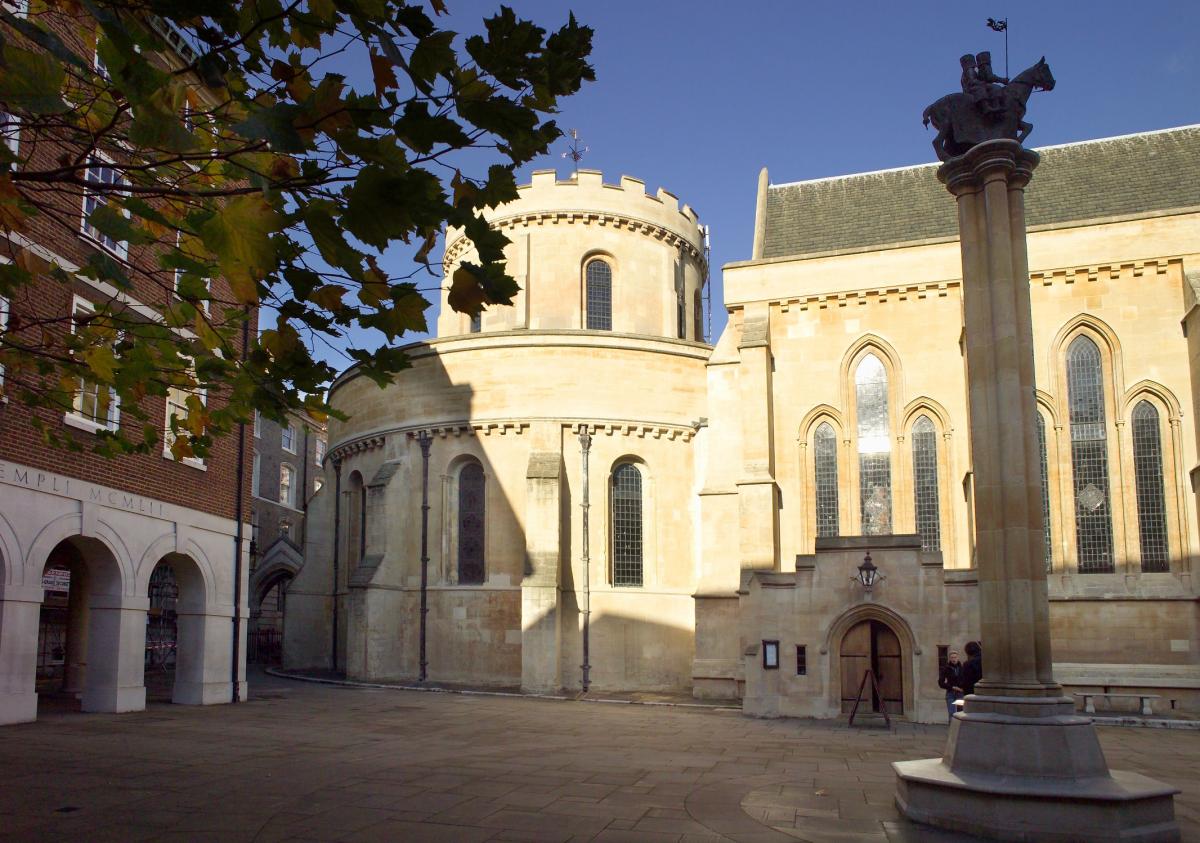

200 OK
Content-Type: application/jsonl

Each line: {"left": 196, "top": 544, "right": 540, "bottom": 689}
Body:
{"left": 1036, "top": 412, "right": 1052, "bottom": 571}
{"left": 469, "top": 311, "right": 481, "bottom": 333}
{"left": 814, "top": 423, "right": 839, "bottom": 538}
{"left": 585, "top": 259, "right": 612, "bottom": 330}
{"left": 612, "top": 463, "right": 643, "bottom": 586}
{"left": 1066, "top": 336, "right": 1114, "bottom": 573}
{"left": 1132, "top": 401, "right": 1169, "bottom": 572}
{"left": 457, "top": 462, "right": 485, "bottom": 584}
{"left": 912, "top": 415, "right": 940, "bottom": 550}
{"left": 855, "top": 354, "right": 892, "bottom": 535}
{"left": 676, "top": 285, "right": 686, "bottom": 339}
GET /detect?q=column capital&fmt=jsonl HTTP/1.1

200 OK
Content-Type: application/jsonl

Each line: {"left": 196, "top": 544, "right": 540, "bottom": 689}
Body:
{"left": 937, "top": 139, "right": 1040, "bottom": 196}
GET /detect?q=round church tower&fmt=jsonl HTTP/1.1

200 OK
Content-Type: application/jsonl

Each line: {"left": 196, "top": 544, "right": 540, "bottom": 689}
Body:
{"left": 302, "top": 170, "right": 711, "bottom": 694}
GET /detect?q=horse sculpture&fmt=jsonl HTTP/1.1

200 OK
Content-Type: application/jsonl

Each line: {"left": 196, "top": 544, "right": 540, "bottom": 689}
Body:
{"left": 922, "top": 57, "right": 1056, "bottom": 161}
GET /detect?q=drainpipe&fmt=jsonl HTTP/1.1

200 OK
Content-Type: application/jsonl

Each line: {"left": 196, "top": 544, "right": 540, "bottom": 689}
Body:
{"left": 418, "top": 431, "right": 432, "bottom": 682}
{"left": 231, "top": 317, "right": 249, "bottom": 703}
{"left": 578, "top": 427, "right": 592, "bottom": 693}
{"left": 332, "top": 458, "right": 342, "bottom": 672}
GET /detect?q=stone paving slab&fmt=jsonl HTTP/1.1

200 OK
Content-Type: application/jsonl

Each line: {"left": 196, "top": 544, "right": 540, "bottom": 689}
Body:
{"left": 0, "top": 669, "right": 1195, "bottom": 842}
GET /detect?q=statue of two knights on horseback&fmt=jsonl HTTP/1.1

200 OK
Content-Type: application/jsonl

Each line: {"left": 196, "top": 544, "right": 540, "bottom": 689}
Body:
{"left": 923, "top": 54, "right": 1056, "bottom": 161}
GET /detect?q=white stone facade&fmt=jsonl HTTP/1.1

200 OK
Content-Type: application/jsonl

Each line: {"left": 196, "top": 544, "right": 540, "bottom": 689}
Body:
{"left": 0, "top": 459, "right": 247, "bottom": 725}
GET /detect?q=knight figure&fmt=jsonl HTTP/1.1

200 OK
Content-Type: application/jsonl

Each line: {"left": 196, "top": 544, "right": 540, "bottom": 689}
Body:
{"left": 960, "top": 51, "right": 1009, "bottom": 117}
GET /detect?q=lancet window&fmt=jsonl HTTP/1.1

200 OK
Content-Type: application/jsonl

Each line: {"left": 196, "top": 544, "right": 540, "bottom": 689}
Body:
{"left": 814, "top": 423, "right": 839, "bottom": 538}
{"left": 1066, "top": 336, "right": 1114, "bottom": 573}
{"left": 1036, "top": 412, "right": 1052, "bottom": 571}
{"left": 611, "top": 462, "right": 643, "bottom": 586}
{"left": 585, "top": 259, "right": 612, "bottom": 330}
{"left": 855, "top": 353, "right": 892, "bottom": 535}
{"left": 457, "top": 461, "right": 486, "bottom": 584}
{"left": 1132, "top": 400, "right": 1169, "bottom": 572}
{"left": 911, "top": 415, "right": 940, "bottom": 551}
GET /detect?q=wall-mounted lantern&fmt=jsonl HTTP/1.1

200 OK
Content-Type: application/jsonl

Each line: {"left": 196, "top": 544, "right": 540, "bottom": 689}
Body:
{"left": 855, "top": 552, "right": 884, "bottom": 591}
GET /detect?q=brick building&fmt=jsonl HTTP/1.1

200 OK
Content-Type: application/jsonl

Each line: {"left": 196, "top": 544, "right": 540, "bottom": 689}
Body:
{"left": 248, "top": 412, "right": 326, "bottom": 665}
{"left": 0, "top": 8, "right": 253, "bottom": 723}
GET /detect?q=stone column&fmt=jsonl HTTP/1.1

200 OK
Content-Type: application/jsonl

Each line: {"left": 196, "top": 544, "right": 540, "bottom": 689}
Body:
{"left": 0, "top": 584, "right": 42, "bottom": 725}
{"left": 62, "top": 567, "right": 90, "bottom": 695}
{"left": 894, "top": 140, "right": 1179, "bottom": 842}
{"left": 80, "top": 593, "right": 147, "bottom": 713}
{"left": 521, "top": 449, "right": 562, "bottom": 693}
{"left": 736, "top": 305, "right": 779, "bottom": 572}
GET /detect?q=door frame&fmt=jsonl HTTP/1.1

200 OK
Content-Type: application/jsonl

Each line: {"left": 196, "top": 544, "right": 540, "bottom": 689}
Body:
{"left": 826, "top": 604, "right": 917, "bottom": 718}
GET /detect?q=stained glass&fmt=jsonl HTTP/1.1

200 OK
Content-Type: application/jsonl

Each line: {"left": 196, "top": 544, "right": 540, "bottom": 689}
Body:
{"left": 912, "top": 416, "right": 940, "bottom": 550}
{"left": 856, "top": 354, "right": 892, "bottom": 535}
{"left": 612, "top": 463, "right": 643, "bottom": 586}
{"left": 1067, "top": 336, "right": 1114, "bottom": 573}
{"left": 586, "top": 259, "right": 612, "bottom": 330}
{"left": 458, "top": 462, "right": 485, "bottom": 584}
{"left": 1132, "top": 401, "right": 1169, "bottom": 571}
{"left": 814, "top": 423, "right": 839, "bottom": 538}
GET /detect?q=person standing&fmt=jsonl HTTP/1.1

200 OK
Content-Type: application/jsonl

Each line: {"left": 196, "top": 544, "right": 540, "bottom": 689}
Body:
{"left": 938, "top": 650, "right": 965, "bottom": 720}
{"left": 962, "top": 641, "right": 983, "bottom": 697}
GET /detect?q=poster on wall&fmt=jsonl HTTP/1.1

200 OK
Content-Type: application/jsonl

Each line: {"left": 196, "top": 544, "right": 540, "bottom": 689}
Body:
{"left": 41, "top": 568, "right": 70, "bottom": 593}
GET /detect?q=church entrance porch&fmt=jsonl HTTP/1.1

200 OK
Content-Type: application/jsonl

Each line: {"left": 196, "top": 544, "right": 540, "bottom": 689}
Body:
{"left": 839, "top": 618, "right": 903, "bottom": 715}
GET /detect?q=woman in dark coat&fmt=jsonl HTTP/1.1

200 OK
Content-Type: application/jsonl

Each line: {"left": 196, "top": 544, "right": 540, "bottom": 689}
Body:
{"left": 938, "top": 650, "right": 965, "bottom": 720}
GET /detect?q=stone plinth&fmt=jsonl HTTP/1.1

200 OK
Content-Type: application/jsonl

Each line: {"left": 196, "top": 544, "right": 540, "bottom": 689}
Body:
{"left": 893, "top": 140, "right": 1180, "bottom": 840}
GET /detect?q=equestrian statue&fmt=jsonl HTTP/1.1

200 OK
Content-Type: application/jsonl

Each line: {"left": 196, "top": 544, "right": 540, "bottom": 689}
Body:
{"left": 922, "top": 54, "right": 1055, "bottom": 161}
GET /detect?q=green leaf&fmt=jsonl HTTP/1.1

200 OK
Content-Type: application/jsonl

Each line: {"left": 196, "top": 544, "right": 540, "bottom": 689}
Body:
{"left": 199, "top": 195, "right": 281, "bottom": 303}
{"left": 0, "top": 45, "right": 67, "bottom": 114}
{"left": 341, "top": 166, "right": 445, "bottom": 251}
{"left": 409, "top": 31, "right": 456, "bottom": 83}
{"left": 86, "top": 205, "right": 156, "bottom": 248}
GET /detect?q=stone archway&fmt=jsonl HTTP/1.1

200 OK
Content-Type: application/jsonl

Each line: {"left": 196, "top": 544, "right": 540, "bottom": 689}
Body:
{"left": 36, "top": 535, "right": 138, "bottom": 714}
{"left": 143, "top": 552, "right": 218, "bottom": 705}
{"left": 249, "top": 541, "right": 302, "bottom": 665}
{"left": 826, "top": 604, "right": 917, "bottom": 718}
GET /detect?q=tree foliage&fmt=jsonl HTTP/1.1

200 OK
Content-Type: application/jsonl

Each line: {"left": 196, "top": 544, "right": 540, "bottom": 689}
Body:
{"left": 0, "top": 0, "right": 593, "bottom": 456}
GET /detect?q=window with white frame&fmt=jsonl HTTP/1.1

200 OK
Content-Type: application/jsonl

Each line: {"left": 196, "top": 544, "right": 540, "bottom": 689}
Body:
{"left": 315, "top": 437, "right": 326, "bottom": 466}
{"left": 281, "top": 422, "right": 297, "bottom": 453}
{"left": 2, "top": 0, "right": 29, "bottom": 19}
{"left": 172, "top": 231, "right": 210, "bottom": 312}
{"left": 81, "top": 157, "right": 130, "bottom": 258}
{"left": 279, "top": 463, "right": 295, "bottom": 507}
{"left": 254, "top": 410, "right": 262, "bottom": 438}
{"left": 69, "top": 297, "right": 120, "bottom": 431}
{"left": 163, "top": 368, "right": 205, "bottom": 466}
{"left": 0, "top": 111, "right": 19, "bottom": 161}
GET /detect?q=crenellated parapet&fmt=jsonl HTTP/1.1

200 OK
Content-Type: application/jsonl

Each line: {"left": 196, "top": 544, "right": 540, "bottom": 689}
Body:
{"left": 443, "top": 169, "right": 706, "bottom": 271}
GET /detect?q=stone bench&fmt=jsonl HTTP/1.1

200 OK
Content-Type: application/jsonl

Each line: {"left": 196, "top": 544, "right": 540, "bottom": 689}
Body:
{"left": 1074, "top": 692, "right": 1160, "bottom": 716}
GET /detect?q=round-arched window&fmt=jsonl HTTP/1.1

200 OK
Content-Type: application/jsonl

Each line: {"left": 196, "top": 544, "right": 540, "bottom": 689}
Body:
{"left": 585, "top": 259, "right": 612, "bottom": 330}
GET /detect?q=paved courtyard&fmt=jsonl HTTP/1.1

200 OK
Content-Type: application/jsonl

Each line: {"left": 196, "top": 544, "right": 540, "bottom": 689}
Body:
{"left": 1, "top": 670, "right": 1197, "bottom": 842}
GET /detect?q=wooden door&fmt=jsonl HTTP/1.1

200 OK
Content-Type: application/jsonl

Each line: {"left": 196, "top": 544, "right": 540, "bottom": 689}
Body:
{"left": 839, "top": 620, "right": 872, "bottom": 713}
{"left": 872, "top": 622, "right": 904, "bottom": 713}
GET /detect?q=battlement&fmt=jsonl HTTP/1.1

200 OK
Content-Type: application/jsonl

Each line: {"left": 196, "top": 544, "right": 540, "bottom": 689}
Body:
{"left": 518, "top": 168, "right": 701, "bottom": 229}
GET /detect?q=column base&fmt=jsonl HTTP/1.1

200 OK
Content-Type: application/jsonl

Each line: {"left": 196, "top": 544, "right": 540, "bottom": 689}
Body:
{"left": 81, "top": 683, "right": 145, "bottom": 713}
{"left": 173, "top": 680, "right": 235, "bottom": 705}
{"left": 895, "top": 761, "right": 1179, "bottom": 842}
{"left": 0, "top": 690, "right": 37, "bottom": 725}
{"left": 894, "top": 695, "right": 1180, "bottom": 841}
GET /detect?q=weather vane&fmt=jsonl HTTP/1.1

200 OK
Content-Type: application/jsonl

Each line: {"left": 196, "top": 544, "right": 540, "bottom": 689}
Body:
{"left": 561, "top": 128, "right": 588, "bottom": 165}
{"left": 986, "top": 17, "right": 1008, "bottom": 78}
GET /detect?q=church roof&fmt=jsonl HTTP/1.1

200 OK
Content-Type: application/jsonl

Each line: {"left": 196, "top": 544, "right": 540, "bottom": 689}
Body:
{"left": 760, "top": 125, "right": 1200, "bottom": 260}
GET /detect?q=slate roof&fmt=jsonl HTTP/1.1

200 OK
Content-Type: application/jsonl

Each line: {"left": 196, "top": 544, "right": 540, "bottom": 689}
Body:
{"left": 760, "top": 126, "right": 1200, "bottom": 260}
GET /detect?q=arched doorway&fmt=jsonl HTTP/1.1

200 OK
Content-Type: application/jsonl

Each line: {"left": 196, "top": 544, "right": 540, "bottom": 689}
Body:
{"left": 249, "top": 572, "right": 291, "bottom": 665}
{"left": 839, "top": 619, "right": 903, "bottom": 714}
{"left": 143, "top": 553, "right": 208, "bottom": 705}
{"left": 36, "top": 536, "right": 126, "bottom": 713}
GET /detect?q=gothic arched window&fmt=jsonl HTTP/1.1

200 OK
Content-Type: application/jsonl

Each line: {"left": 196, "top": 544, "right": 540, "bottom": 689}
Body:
{"left": 855, "top": 353, "right": 891, "bottom": 535}
{"left": 457, "top": 461, "right": 486, "bottom": 584}
{"left": 814, "top": 422, "right": 839, "bottom": 538}
{"left": 1132, "top": 400, "right": 1169, "bottom": 572}
{"left": 1036, "top": 412, "right": 1052, "bottom": 571}
{"left": 1066, "top": 336, "right": 1114, "bottom": 572}
{"left": 611, "top": 462, "right": 643, "bottom": 586}
{"left": 585, "top": 259, "right": 612, "bottom": 330}
{"left": 911, "top": 415, "right": 940, "bottom": 550}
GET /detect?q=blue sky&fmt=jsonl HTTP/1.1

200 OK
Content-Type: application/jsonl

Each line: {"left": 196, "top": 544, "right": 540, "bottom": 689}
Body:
{"left": 317, "top": 1, "right": 1200, "bottom": 370}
